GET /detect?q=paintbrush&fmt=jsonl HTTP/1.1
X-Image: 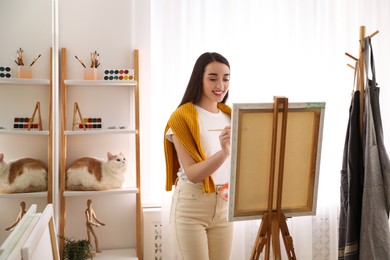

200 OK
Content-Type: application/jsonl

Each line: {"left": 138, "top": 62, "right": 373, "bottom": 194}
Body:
{"left": 75, "top": 55, "right": 87, "bottom": 68}
{"left": 30, "top": 54, "right": 41, "bottom": 67}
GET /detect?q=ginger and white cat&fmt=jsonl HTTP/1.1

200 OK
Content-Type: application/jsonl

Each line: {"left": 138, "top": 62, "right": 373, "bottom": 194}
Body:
{"left": 66, "top": 152, "right": 126, "bottom": 191}
{"left": 0, "top": 153, "right": 48, "bottom": 193}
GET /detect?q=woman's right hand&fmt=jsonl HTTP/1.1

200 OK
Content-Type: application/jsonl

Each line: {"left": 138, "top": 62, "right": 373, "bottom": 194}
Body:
{"left": 219, "top": 126, "right": 231, "bottom": 156}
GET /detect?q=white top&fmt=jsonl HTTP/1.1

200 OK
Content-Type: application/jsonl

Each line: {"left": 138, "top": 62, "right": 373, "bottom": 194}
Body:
{"left": 166, "top": 105, "right": 231, "bottom": 185}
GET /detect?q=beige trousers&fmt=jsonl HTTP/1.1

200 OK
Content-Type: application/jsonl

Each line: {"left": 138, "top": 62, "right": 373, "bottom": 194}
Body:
{"left": 170, "top": 179, "right": 233, "bottom": 260}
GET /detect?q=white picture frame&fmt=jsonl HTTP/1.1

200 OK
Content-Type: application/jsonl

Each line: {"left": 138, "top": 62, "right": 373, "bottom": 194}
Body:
{"left": 0, "top": 205, "right": 39, "bottom": 260}
{"left": 21, "top": 204, "right": 59, "bottom": 260}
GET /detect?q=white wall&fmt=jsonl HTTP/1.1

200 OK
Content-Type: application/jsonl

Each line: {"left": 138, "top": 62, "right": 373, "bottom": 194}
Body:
{"left": 58, "top": 0, "right": 135, "bottom": 79}
{"left": 0, "top": 0, "right": 51, "bottom": 79}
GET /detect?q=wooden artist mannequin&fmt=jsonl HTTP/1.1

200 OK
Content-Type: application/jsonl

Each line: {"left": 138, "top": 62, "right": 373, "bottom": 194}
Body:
{"left": 85, "top": 199, "right": 105, "bottom": 253}
{"left": 5, "top": 201, "right": 26, "bottom": 231}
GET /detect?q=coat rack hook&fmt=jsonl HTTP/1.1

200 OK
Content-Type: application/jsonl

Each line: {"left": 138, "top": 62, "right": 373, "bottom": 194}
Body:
{"left": 345, "top": 52, "right": 358, "bottom": 61}
{"left": 368, "top": 30, "right": 379, "bottom": 39}
{"left": 359, "top": 30, "right": 379, "bottom": 45}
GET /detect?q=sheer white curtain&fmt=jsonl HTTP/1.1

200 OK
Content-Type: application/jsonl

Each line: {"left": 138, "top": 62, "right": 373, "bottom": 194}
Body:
{"left": 149, "top": 0, "right": 390, "bottom": 259}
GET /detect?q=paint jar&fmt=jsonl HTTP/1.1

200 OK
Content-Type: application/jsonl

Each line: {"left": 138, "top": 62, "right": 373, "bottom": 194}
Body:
{"left": 17, "top": 66, "right": 32, "bottom": 78}
{"left": 84, "top": 68, "right": 98, "bottom": 80}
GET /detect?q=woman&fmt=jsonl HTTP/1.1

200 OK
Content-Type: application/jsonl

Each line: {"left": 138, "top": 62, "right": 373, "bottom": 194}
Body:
{"left": 164, "top": 52, "right": 233, "bottom": 260}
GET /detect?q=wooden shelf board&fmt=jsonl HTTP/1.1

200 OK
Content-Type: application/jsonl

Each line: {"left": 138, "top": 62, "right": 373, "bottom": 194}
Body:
{"left": 0, "top": 78, "right": 50, "bottom": 85}
{"left": 64, "top": 80, "right": 136, "bottom": 86}
{"left": 92, "top": 248, "right": 138, "bottom": 260}
{"left": 63, "top": 186, "right": 138, "bottom": 197}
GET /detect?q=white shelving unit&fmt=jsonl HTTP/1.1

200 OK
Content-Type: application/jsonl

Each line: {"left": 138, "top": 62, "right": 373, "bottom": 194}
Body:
{"left": 0, "top": 53, "right": 53, "bottom": 245}
{"left": 59, "top": 48, "right": 142, "bottom": 259}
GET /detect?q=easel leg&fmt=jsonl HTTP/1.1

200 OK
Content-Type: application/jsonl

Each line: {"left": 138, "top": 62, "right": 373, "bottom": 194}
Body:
{"left": 37, "top": 102, "right": 42, "bottom": 130}
{"left": 72, "top": 103, "right": 77, "bottom": 130}
{"left": 28, "top": 102, "right": 42, "bottom": 131}
{"left": 251, "top": 212, "right": 296, "bottom": 260}
{"left": 279, "top": 215, "right": 297, "bottom": 260}
{"left": 271, "top": 213, "right": 282, "bottom": 259}
{"left": 72, "top": 102, "right": 87, "bottom": 131}
{"left": 250, "top": 213, "right": 270, "bottom": 260}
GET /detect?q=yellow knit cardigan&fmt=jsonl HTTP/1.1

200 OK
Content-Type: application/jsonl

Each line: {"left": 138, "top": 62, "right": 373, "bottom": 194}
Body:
{"left": 164, "top": 102, "right": 232, "bottom": 192}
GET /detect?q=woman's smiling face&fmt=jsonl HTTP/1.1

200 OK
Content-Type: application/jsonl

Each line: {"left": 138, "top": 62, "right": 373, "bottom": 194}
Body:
{"left": 200, "top": 61, "right": 230, "bottom": 109}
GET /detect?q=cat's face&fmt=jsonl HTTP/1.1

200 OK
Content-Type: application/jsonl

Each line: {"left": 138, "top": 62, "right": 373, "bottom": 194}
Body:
{"left": 107, "top": 152, "right": 126, "bottom": 173}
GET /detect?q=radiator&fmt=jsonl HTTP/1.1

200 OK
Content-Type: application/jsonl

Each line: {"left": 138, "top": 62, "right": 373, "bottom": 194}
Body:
{"left": 143, "top": 207, "right": 163, "bottom": 260}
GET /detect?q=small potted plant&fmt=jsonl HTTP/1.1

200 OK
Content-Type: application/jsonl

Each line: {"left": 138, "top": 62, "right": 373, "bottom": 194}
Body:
{"left": 59, "top": 236, "right": 93, "bottom": 260}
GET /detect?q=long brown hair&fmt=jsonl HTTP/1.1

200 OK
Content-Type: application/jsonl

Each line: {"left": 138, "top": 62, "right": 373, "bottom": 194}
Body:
{"left": 178, "top": 52, "right": 230, "bottom": 107}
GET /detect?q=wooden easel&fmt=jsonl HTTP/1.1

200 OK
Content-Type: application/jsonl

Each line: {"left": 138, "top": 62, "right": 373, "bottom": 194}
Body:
{"left": 72, "top": 102, "right": 87, "bottom": 130}
{"left": 28, "top": 101, "right": 42, "bottom": 131}
{"left": 250, "top": 96, "right": 297, "bottom": 260}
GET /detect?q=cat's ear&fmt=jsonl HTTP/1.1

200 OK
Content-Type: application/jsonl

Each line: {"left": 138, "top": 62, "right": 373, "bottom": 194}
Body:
{"left": 107, "top": 152, "right": 114, "bottom": 160}
{"left": 0, "top": 153, "right": 3, "bottom": 162}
